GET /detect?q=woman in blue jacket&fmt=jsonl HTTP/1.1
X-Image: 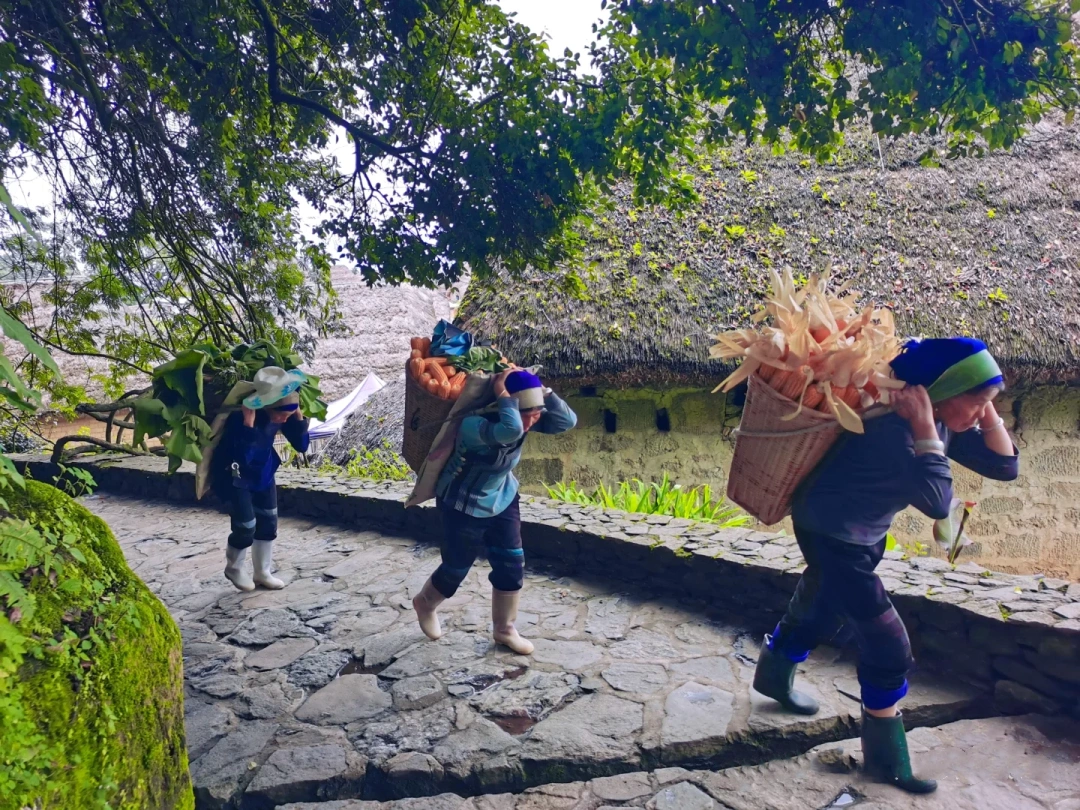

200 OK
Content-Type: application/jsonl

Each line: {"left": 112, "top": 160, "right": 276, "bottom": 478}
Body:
{"left": 752, "top": 337, "right": 1019, "bottom": 794}
{"left": 211, "top": 368, "right": 310, "bottom": 591}
{"left": 412, "top": 369, "right": 577, "bottom": 655}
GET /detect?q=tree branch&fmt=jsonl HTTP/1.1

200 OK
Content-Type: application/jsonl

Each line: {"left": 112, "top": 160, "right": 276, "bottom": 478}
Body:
{"left": 132, "top": 0, "right": 208, "bottom": 73}
{"left": 20, "top": 326, "right": 150, "bottom": 375}
{"left": 948, "top": 0, "right": 982, "bottom": 59}
{"left": 248, "top": 0, "right": 425, "bottom": 166}
{"left": 50, "top": 435, "right": 161, "bottom": 464}
{"left": 41, "top": 0, "right": 114, "bottom": 131}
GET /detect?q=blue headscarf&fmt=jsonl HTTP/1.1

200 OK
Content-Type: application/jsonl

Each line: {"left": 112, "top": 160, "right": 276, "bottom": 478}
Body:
{"left": 889, "top": 337, "right": 1004, "bottom": 402}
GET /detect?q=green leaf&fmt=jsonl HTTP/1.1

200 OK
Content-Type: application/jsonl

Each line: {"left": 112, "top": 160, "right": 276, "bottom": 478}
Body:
{"left": 0, "top": 309, "right": 60, "bottom": 376}
{"left": 0, "top": 182, "right": 39, "bottom": 242}
{"left": 0, "top": 455, "right": 26, "bottom": 490}
{"left": 153, "top": 348, "right": 209, "bottom": 415}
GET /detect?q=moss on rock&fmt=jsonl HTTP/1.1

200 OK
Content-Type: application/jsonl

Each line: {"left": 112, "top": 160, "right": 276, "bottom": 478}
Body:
{"left": 0, "top": 480, "right": 193, "bottom": 809}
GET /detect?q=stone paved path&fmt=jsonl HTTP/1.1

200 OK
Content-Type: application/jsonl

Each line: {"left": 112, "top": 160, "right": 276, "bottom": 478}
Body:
{"left": 90, "top": 495, "right": 989, "bottom": 809}
{"left": 280, "top": 714, "right": 1080, "bottom": 809}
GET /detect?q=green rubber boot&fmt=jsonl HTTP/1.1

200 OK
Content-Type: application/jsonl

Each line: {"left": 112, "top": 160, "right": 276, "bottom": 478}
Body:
{"left": 861, "top": 709, "right": 938, "bottom": 794}
{"left": 752, "top": 635, "right": 820, "bottom": 715}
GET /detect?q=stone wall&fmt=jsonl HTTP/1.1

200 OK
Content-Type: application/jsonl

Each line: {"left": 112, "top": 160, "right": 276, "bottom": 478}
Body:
{"left": 517, "top": 388, "right": 739, "bottom": 497}
{"left": 11, "top": 453, "right": 1080, "bottom": 722}
{"left": 521, "top": 385, "right": 1080, "bottom": 580}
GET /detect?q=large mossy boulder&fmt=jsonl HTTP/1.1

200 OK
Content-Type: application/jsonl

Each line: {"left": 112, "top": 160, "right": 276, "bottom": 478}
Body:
{"left": 0, "top": 480, "right": 193, "bottom": 809}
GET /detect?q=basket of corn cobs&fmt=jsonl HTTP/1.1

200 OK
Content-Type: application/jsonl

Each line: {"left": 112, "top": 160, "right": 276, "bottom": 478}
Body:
{"left": 402, "top": 324, "right": 511, "bottom": 472}
{"left": 713, "top": 269, "right": 904, "bottom": 525}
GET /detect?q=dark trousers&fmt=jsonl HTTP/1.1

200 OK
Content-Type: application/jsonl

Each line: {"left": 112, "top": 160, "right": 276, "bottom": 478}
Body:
{"left": 431, "top": 496, "right": 524, "bottom": 598}
{"left": 227, "top": 485, "right": 278, "bottom": 550}
{"left": 772, "top": 527, "right": 914, "bottom": 710}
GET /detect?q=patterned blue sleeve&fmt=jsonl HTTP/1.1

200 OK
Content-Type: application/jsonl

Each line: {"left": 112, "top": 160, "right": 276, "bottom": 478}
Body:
{"left": 458, "top": 399, "right": 524, "bottom": 449}
{"left": 533, "top": 393, "right": 577, "bottom": 435}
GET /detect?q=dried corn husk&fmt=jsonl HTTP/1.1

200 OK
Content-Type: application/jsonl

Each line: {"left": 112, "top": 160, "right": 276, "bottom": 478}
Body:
{"left": 710, "top": 268, "right": 902, "bottom": 432}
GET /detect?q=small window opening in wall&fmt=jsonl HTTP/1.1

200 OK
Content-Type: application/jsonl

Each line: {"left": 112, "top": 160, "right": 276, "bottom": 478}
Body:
{"left": 579, "top": 385, "right": 597, "bottom": 397}
{"left": 603, "top": 409, "right": 617, "bottom": 434}
{"left": 655, "top": 408, "right": 671, "bottom": 432}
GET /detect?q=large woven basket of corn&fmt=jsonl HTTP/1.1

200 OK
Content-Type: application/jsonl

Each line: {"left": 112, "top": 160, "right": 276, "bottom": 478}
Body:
{"left": 402, "top": 364, "right": 456, "bottom": 472}
{"left": 726, "top": 373, "right": 846, "bottom": 526}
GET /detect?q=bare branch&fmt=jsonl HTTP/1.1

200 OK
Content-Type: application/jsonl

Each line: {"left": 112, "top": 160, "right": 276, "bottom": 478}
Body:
{"left": 249, "top": 0, "right": 426, "bottom": 167}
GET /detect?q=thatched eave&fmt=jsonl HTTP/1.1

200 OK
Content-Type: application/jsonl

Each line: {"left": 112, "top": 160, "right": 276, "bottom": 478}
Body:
{"left": 458, "top": 120, "right": 1080, "bottom": 392}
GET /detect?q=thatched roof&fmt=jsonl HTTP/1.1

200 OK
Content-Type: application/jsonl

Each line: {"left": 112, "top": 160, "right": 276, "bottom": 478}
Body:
{"left": 316, "top": 377, "right": 408, "bottom": 467}
{"left": 457, "top": 119, "right": 1080, "bottom": 390}
{"left": 304, "top": 266, "right": 457, "bottom": 399}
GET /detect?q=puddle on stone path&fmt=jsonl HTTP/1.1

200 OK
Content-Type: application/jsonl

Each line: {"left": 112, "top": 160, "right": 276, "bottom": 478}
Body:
{"left": 491, "top": 714, "right": 539, "bottom": 735}
{"left": 338, "top": 659, "right": 388, "bottom": 677}
{"left": 732, "top": 632, "right": 760, "bottom": 668}
{"left": 822, "top": 787, "right": 864, "bottom": 808}
{"left": 448, "top": 665, "right": 528, "bottom": 693}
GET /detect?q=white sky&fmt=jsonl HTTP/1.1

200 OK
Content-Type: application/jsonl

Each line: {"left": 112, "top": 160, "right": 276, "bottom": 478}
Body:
{"left": 5, "top": 1, "right": 607, "bottom": 228}
{"left": 499, "top": 0, "right": 607, "bottom": 63}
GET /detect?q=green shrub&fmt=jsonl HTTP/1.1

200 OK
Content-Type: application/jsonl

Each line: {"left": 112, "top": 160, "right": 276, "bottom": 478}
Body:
{"left": 317, "top": 439, "right": 413, "bottom": 482}
{"left": 545, "top": 473, "right": 751, "bottom": 527}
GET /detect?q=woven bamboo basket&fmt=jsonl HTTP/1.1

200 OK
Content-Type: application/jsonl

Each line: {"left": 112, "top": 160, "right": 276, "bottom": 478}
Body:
{"left": 726, "top": 373, "right": 846, "bottom": 526}
{"left": 402, "top": 366, "right": 456, "bottom": 473}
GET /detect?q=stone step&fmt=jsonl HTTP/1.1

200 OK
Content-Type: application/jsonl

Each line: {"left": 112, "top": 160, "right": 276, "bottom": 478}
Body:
{"left": 277, "top": 713, "right": 1080, "bottom": 810}
{"left": 85, "top": 495, "right": 996, "bottom": 809}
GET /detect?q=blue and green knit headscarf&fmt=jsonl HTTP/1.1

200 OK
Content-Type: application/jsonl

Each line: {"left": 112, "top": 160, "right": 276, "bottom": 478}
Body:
{"left": 889, "top": 337, "right": 1004, "bottom": 403}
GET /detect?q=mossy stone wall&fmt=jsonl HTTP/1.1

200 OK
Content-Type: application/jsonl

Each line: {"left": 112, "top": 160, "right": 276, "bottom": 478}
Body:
{"left": 0, "top": 481, "right": 192, "bottom": 809}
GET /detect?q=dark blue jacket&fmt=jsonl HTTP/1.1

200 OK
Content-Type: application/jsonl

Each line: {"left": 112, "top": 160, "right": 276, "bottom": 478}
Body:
{"left": 792, "top": 413, "right": 1019, "bottom": 545}
{"left": 211, "top": 409, "right": 310, "bottom": 494}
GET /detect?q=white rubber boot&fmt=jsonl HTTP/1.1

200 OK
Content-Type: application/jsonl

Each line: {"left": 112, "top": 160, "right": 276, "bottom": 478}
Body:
{"left": 251, "top": 540, "right": 285, "bottom": 590}
{"left": 413, "top": 578, "right": 445, "bottom": 640}
{"left": 492, "top": 588, "right": 534, "bottom": 655}
{"left": 224, "top": 545, "right": 255, "bottom": 592}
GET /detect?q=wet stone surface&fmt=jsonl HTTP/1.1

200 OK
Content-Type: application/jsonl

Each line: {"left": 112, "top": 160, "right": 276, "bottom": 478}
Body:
{"left": 86, "top": 495, "right": 994, "bottom": 809}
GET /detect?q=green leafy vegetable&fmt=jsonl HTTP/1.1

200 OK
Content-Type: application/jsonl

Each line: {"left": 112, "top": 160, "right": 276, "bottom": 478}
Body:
{"left": 133, "top": 339, "right": 327, "bottom": 473}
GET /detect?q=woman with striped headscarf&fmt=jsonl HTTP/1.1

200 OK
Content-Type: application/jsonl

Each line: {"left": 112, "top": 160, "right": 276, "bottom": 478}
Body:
{"left": 752, "top": 337, "right": 1018, "bottom": 794}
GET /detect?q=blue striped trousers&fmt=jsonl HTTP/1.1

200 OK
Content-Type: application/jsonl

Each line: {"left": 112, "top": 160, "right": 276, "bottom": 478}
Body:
{"left": 432, "top": 496, "right": 524, "bottom": 597}
{"left": 227, "top": 484, "right": 278, "bottom": 550}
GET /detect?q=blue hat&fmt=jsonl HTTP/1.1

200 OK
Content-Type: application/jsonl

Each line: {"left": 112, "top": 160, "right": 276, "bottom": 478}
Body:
{"left": 505, "top": 370, "right": 545, "bottom": 410}
{"left": 889, "top": 337, "right": 1003, "bottom": 403}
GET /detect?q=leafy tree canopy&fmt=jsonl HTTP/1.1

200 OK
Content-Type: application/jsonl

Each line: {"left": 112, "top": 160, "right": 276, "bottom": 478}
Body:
{"left": 0, "top": 0, "right": 1076, "bottom": 321}
{"left": 600, "top": 0, "right": 1079, "bottom": 162}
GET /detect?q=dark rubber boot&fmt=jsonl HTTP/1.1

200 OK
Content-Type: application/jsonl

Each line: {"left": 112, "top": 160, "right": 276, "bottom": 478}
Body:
{"left": 861, "top": 709, "right": 938, "bottom": 794}
{"left": 752, "top": 634, "right": 820, "bottom": 715}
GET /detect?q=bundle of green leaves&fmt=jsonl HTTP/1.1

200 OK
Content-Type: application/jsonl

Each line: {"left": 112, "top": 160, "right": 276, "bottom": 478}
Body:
{"left": 132, "top": 340, "right": 327, "bottom": 472}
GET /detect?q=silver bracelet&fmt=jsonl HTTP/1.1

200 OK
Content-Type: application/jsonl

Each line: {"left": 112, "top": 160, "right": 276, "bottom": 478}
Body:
{"left": 981, "top": 417, "right": 1006, "bottom": 433}
{"left": 913, "top": 439, "right": 946, "bottom": 456}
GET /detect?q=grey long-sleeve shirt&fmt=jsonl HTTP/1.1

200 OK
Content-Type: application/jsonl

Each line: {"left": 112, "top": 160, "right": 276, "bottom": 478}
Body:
{"left": 791, "top": 413, "right": 1019, "bottom": 545}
